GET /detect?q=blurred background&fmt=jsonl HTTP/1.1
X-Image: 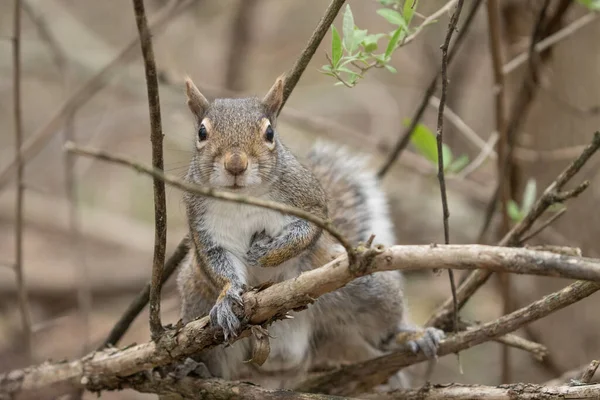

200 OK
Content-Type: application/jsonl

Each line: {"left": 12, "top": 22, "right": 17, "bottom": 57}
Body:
{"left": 0, "top": 0, "right": 599, "bottom": 398}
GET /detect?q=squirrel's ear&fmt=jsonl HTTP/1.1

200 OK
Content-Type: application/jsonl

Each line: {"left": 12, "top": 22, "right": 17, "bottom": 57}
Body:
{"left": 185, "top": 77, "right": 209, "bottom": 118}
{"left": 262, "top": 75, "right": 285, "bottom": 117}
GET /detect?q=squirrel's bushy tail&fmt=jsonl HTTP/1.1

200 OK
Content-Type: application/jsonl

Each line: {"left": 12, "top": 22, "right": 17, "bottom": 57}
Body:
{"left": 305, "top": 142, "right": 395, "bottom": 247}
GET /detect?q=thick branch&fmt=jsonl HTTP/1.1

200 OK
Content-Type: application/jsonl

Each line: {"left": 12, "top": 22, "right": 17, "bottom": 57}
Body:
{"left": 132, "top": 0, "right": 168, "bottom": 340}
{"left": 3, "top": 243, "right": 600, "bottom": 398}
{"left": 365, "top": 382, "right": 600, "bottom": 400}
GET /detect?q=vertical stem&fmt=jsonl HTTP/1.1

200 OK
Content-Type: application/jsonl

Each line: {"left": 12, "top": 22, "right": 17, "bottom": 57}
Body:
{"left": 436, "top": 0, "right": 466, "bottom": 336}
{"left": 13, "top": 0, "right": 33, "bottom": 361}
{"left": 132, "top": 0, "right": 168, "bottom": 340}
{"left": 486, "top": 0, "right": 511, "bottom": 383}
{"left": 225, "top": 0, "right": 258, "bottom": 92}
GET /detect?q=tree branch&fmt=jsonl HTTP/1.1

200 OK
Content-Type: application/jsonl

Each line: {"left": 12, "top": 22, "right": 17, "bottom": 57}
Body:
{"left": 364, "top": 382, "right": 600, "bottom": 400}
{"left": 435, "top": 0, "right": 465, "bottom": 337}
{"left": 132, "top": 0, "right": 168, "bottom": 340}
{"left": 4, "top": 241, "right": 600, "bottom": 398}
{"left": 427, "top": 131, "right": 600, "bottom": 329}
{"left": 296, "top": 280, "right": 600, "bottom": 395}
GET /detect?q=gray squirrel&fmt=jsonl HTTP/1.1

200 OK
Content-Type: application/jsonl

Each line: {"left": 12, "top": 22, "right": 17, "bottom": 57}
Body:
{"left": 176, "top": 75, "right": 444, "bottom": 389}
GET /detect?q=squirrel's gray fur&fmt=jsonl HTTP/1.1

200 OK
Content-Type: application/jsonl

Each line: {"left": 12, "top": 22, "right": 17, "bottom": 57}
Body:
{"left": 176, "top": 76, "right": 444, "bottom": 389}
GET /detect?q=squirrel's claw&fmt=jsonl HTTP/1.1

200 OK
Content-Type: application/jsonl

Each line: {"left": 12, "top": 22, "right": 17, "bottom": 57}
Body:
{"left": 209, "top": 288, "right": 244, "bottom": 341}
{"left": 406, "top": 327, "right": 445, "bottom": 359}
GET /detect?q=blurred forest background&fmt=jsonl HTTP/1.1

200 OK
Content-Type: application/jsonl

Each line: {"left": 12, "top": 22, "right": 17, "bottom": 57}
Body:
{"left": 1, "top": 0, "right": 599, "bottom": 398}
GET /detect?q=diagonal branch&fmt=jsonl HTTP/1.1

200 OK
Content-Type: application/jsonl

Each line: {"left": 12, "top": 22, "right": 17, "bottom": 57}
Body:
{"left": 132, "top": 0, "right": 168, "bottom": 341}
{"left": 4, "top": 241, "right": 600, "bottom": 398}
{"left": 296, "top": 280, "right": 600, "bottom": 395}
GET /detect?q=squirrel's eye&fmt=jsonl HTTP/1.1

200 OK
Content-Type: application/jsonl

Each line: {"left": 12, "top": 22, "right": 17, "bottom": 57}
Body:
{"left": 265, "top": 125, "right": 274, "bottom": 143}
{"left": 198, "top": 123, "right": 208, "bottom": 141}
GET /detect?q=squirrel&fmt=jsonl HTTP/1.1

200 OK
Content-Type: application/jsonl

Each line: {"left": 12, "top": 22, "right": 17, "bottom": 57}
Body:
{"left": 176, "top": 75, "right": 445, "bottom": 389}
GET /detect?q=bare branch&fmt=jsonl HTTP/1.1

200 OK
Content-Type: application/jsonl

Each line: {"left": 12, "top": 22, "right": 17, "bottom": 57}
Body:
{"left": 64, "top": 143, "right": 356, "bottom": 262}
{"left": 428, "top": 131, "right": 600, "bottom": 329}
{"left": 296, "top": 280, "right": 600, "bottom": 395}
{"left": 280, "top": 0, "right": 346, "bottom": 111}
{"left": 3, "top": 241, "right": 600, "bottom": 398}
{"left": 579, "top": 360, "right": 600, "bottom": 385}
{"left": 12, "top": 0, "right": 33, "bottom": 362}
{"left": 364, "top": 382, "right": 600, "bottom": 400}
{"left": 377, "top": 0, "right": 483, "bottom": 178}
{"left": 132, "top": 0, "right": 168, "bottom": 340}
{"left": 225, "top": 0, "right": 258, "bottom": 92}
{"left": 434, "top": 0, "right": 465, "bottom": 336}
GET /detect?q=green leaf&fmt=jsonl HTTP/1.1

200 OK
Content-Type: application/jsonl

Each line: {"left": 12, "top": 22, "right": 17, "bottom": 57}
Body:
{"left": 362, "top": 33, "right": 385, "bottom": 53}
{"left": 446, "top": 154, "right": 469, "bottom": 173}
{"left": 352, "top": 29, "right": 368, "bottom": 52}
{"left": 404, "top": 119, "right": 438, "bottom": 164}
{"left": 403, "top": 0, "right": 418, "bottom": 25}
{"left": 385, "top": 27, "right": 403, "bottom": 59}
{"left": 377, "top": 8, "right": 404, "bottom": 25}
{"left": 342, "top": 5, "right": 355, "bottom": 52}
{"left": 331, "top": 26, "right": 342, "bottom": 67}
{"left": 384, "top": 64, "right": 397, "bottom": 73}
{"left": 507, "top": 200, "right": 523, "bottom": 222}
{"left": 337, "top": 65, "right": 356, "bottom": 75}
{"left": 521, "top": 179, "right": 537, "bottom": 215}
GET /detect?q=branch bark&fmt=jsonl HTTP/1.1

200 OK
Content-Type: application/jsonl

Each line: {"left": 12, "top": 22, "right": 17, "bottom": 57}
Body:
{"left": 132, "top": 0, "right": 168, "bottom": 340}
{"left": 3, "top": 241, "right": 600, "bottom": 398}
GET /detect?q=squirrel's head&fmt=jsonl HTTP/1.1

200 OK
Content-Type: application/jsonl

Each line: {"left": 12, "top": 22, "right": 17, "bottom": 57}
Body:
{"left": 184, "top": 76, "right": 285, "bottom": 192}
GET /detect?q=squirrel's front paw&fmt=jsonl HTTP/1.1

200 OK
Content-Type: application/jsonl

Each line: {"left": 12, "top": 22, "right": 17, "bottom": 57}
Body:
{"left": 247, "top": 230, "right": 274, "bottom": 267}
{"left": 405, "top": 327, "right": 445, "bottom": 359}
{"left": 209, "top": 287, "right": 244, "bottom": 341}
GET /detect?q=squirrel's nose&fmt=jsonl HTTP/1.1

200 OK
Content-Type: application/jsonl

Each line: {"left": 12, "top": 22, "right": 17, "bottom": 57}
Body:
{"left": 224, "top": 151, "right": 248, "bottom": 176}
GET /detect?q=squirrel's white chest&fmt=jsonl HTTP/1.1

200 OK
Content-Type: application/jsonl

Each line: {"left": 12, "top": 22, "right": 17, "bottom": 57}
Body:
{"left": 201, "top": 200, "right": 293, "bottom": 284}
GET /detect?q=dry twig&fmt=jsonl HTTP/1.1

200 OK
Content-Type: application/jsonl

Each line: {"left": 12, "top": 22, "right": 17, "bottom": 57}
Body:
{"left": 132, "top": 0, "right": 168, "bottom": 340}
{"left": 434, "top": 0, "right": 465, "bottom": 337}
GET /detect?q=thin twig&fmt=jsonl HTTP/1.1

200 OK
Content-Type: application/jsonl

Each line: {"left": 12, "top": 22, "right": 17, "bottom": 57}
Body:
{"left": 65, "top": 143, "right": 356, "bottom": 262}
{"left": 427, "top": 131, "right": 600, "bottom": 329}
{"left": 435, "top": 0, "right": 465, "bottom": 339}
{"left": 456, "top": 132, "right": 498, "bottom": 178}
{"left": 520, "top": 207, "right": 566, "bottom": 243}
{"left": 12, "top": 0, "right": 32, "bottom": 362}
{"left": 377, "top": 0, "right": 483, "bottom": 178}
{"left": 132, "top": 0, "right": 168, "bottom": 341}
{"left": 280, "top": 0, "right": 346, "bottom": 111}
{"left": 100, "top": 237, "right": 190, "bottom": 349}
{"left": 402, "top": 0, "right": 459, "bottom": 46}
